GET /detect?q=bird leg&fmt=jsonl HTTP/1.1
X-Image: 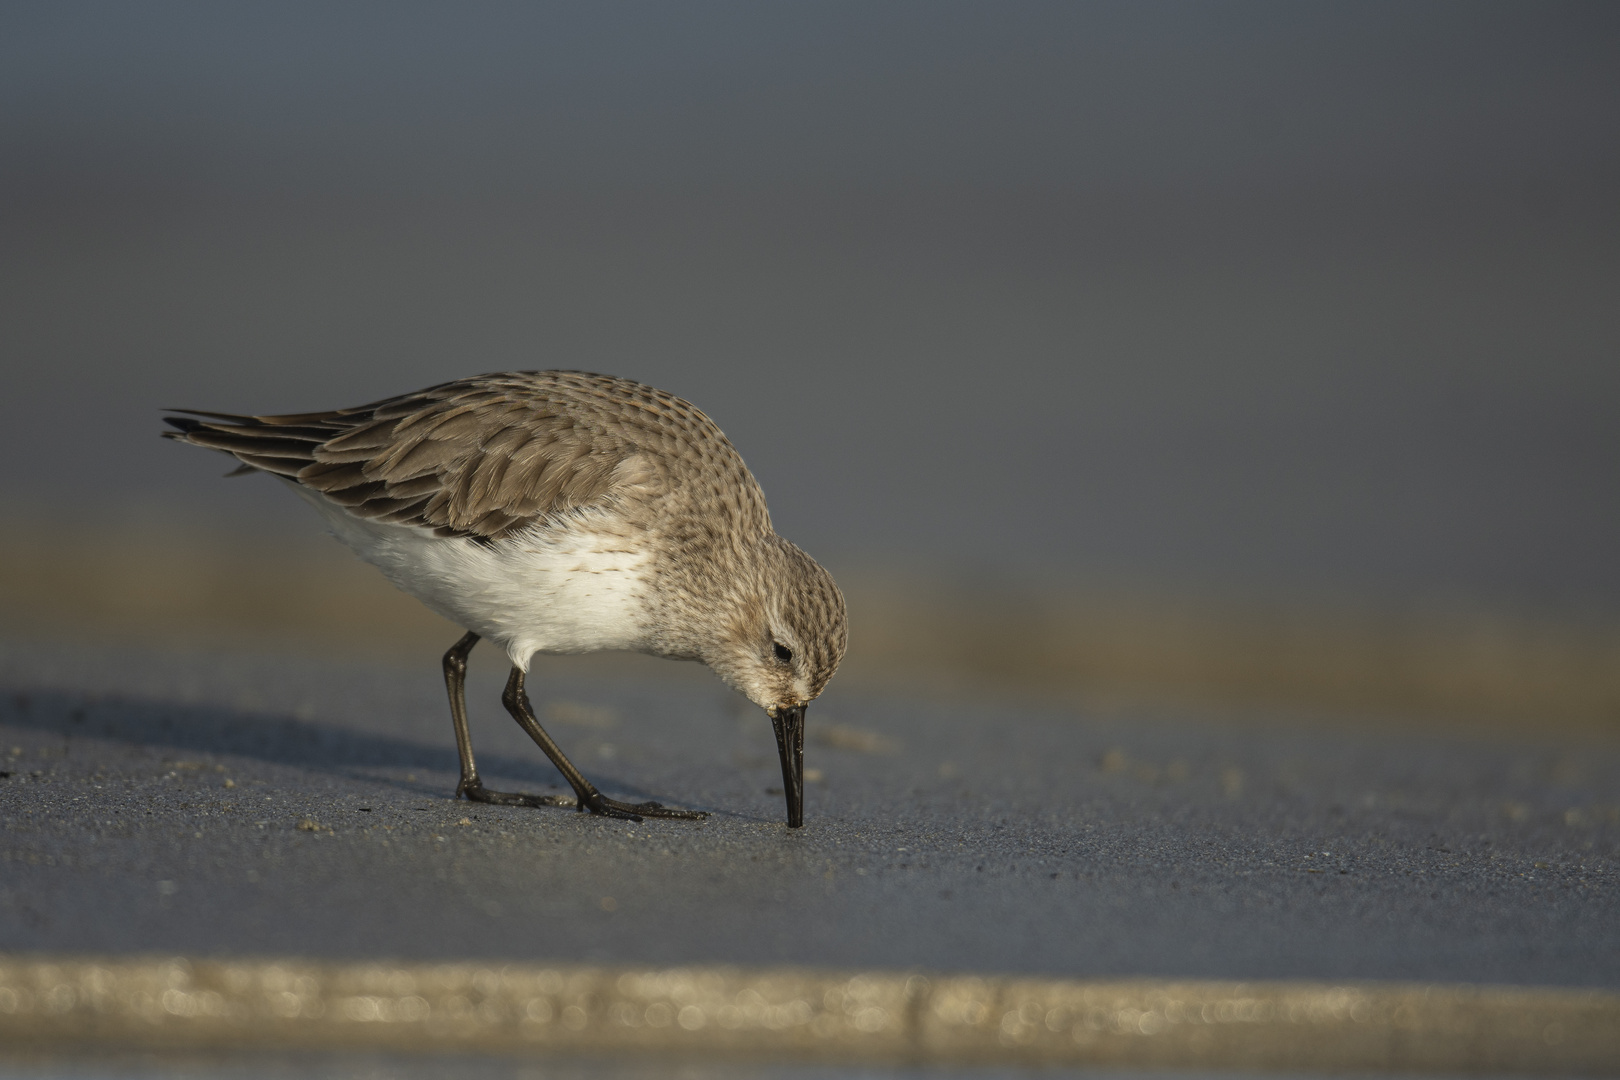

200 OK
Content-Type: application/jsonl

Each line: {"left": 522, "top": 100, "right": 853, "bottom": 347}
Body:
{"left": 500, "top": 665, "right": 706, "bottom": 822}
{"left": 443, "top": 632, "right": 569, "bottom": 809}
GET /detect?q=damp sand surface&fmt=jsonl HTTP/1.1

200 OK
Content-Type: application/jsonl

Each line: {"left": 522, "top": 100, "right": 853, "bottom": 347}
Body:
{"left": 0, "top": 639, "right": 1615, "bottom": 988}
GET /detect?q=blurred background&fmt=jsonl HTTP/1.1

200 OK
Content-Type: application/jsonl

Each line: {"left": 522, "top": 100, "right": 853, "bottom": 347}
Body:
{"left": 2, "top": 1, "right": 1617, "bottom": 730}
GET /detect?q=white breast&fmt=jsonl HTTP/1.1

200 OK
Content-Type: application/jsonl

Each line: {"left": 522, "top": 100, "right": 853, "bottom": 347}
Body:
{"left": 287, "top": 483, "right": 654, "bottom": 669}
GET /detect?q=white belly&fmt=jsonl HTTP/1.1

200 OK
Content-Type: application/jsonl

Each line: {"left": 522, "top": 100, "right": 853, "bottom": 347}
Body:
{"left": 287, "top": 484, "right": 653, "bottom": 669}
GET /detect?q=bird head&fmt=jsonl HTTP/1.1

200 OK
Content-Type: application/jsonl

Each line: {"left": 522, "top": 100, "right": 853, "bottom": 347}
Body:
{"left": 704, "top": 535, "right": 847, "bottom": 828}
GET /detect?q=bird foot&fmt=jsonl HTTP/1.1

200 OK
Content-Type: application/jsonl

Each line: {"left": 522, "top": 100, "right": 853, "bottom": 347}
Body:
{"left": 458, "top": 780, "right": 573, "bottom": 808}
{"left": 580, "top": 792, "right": 707, "bottom": 821}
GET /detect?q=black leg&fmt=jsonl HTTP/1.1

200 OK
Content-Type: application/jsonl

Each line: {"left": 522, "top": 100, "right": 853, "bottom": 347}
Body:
{"left": 443, "top": 632, "right": 569, "bottom": 809}
{"left": 500, "top": 666, "right": 706, "bottom": 822}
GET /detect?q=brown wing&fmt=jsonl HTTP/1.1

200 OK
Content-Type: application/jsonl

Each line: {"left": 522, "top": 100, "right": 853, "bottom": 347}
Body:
{"left": 163, "top": 371, "right": 705, "bottom": 541}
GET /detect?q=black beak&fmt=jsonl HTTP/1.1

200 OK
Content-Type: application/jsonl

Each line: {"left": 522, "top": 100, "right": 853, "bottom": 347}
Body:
{"left": 769, "top": 704, "right": 806, "bottom": 828}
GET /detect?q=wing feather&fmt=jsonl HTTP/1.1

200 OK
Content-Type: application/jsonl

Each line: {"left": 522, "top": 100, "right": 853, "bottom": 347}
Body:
{"left": 163, "top": 370, "right": 757, "bottom": 541}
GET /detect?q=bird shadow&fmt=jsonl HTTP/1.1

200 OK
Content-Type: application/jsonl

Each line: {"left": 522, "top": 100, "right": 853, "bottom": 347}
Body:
{"left": 0, "top": 686, "right": 689, "bottom": 808}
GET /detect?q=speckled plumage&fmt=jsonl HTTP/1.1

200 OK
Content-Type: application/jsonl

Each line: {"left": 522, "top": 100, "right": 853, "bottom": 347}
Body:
{"left": 164, "top": 371, "right": 846, "bottom": 825}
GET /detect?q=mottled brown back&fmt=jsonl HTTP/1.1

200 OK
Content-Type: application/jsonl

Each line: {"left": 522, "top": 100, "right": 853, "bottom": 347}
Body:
{"left": 163, "top": 371, "right": 769, "bottom": 541}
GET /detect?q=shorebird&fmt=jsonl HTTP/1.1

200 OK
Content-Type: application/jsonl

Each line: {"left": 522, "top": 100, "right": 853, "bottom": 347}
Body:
{"left": 163, "top": 371, "right": 846, "bottom": 827}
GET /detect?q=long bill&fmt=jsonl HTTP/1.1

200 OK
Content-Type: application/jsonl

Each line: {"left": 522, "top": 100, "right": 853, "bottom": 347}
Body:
{"left": 769, "top": 704, "right": 806, "bottom": 828}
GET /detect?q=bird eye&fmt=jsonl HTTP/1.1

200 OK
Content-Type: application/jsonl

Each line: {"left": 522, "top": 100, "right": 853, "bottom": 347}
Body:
{"left": 772, "top": 641, "right": 793, "bottom": 663}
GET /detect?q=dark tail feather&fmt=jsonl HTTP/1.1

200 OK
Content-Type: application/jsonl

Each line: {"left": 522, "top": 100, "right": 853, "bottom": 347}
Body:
{"left": 162, "top": 424, "right": 267, "bottom": 476}
{"left": 162, "top": 411, "right": 309, "bottom": 479}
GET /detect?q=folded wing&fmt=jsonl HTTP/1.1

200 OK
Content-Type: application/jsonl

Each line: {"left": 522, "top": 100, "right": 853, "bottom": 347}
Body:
{"left": 163, "top": 372, "right": 655, "bottom": 541}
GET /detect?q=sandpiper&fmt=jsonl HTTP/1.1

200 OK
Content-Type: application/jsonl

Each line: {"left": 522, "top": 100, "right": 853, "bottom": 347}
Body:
{"left": 163, "top": 371, "right": 847, "bottom": 827}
